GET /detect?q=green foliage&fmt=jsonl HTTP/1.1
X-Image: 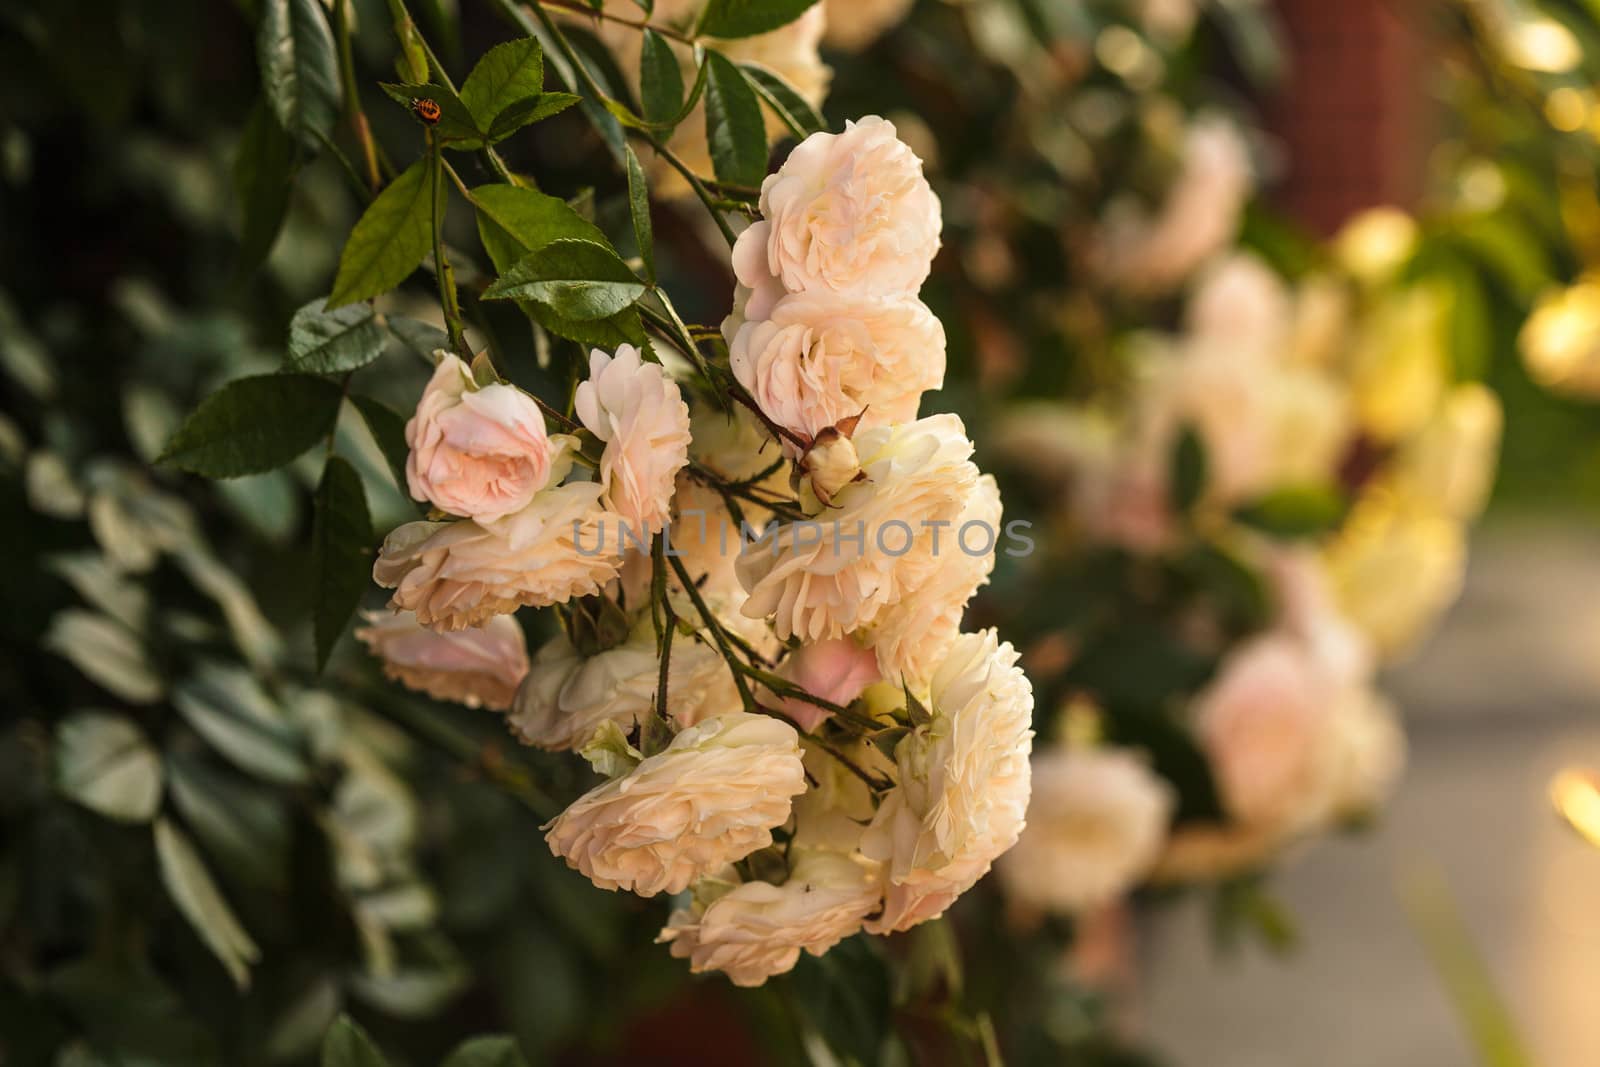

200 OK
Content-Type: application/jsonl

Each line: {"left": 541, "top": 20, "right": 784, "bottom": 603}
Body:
{"left": 312, "top": 456, "right": 372, "bottom": 669}
{"left": 257, "top": 0, "right": 342, "bottom": 147}
{"left": 328, "top": 160, "right": 433, "bottom": 307}
{"left": 321, "top": 1015, "right": 391, "bottom": 1067}
{"left": 624, "top": 145, "right": 656, "bottom": 282}
{"left": 741, "top": 63, "right": 828, "bottom": 138}
{"left": 1233, "top": 484, "right": 1348, "bottom": 538}
{"left": 460, "top": 38, "right": 546, "bottom": 132}
{"left": 287, "top": 298, "right": 386, "bottom": 373}
{"left": 1169, "top": 423, "right": 1208, "bottom": 515}
{"left": 159, "top": 374, "right": 345, "bottom": 477}
{"left": 155, "top": 817, "right": 262, "bottom": 989}
{"left": 234, "top": 99, "right": 298, "bottom": 276}
{"left": 703, "top": 50, "right": 768, "bottom": 187}
{"left": 482, "top": 238, "right": 648, "bottom": 321}
{"left": 639, "top": 30, "right": 684, "bottom": 126}
{"left": 442, "top": 1035, "right": 531, "bottom": 1067}
{"left": 697, "top": 0, "right": 821, "bottom": 39}
{"left": 54, "top": 711, "right": 163, "bottom": 823}
{"left": 352, "top": 393, "right": 415, "bottom": 497}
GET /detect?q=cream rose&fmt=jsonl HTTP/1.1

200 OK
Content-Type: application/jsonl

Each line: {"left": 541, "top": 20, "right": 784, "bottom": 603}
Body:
{"left": 1322, "top": 688, "right": 1406, "bottom": 820}
{"left": 575, "top": 345, "right": 692, "bottom": 539}
{"left": 355, "top": 610, "right": 528, "bottom": 710}
{"left": 737, "top": 414, "right": 979, "bottom": 642}
{"left": 372, "top": 478, "right": 622, "bottom": 631}
{"left": 732, "top": 115, "right": 941, "bottom": 314}
{"left": 727, "top": 291, "right": 945, "bottom": 446}
{"left": 657, "top": 849, "right": 883, "bottom": 987}
{"left": 866, "top": 473, "right": 1002, "bottom": 689}
{"left": 545, "top": 712, "right": 806, "bottom": 896}
{"left": 405, "top": 353, "right": 553, "bottom": 522}
{"left": 1387, "top": 383, "right": 1502, "bottom": 521}
{"left": 998, "top": 747, "right": 1174, "bottom": 914}
{"left": 507, "top": 617, "right": 739, "bottom": 751}
{"left": 862, "top": 629, "right": 1034, "bottom": 933}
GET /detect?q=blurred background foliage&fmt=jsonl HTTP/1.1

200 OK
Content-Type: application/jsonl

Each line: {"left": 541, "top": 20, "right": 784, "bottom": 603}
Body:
{"left": 2, "top": 0, "right": 1598, "bottom": 1064}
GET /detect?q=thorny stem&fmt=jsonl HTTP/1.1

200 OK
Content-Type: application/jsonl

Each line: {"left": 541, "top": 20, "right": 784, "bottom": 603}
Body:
{"left": 761, "top": 706, "right": 891, "bottom": 793}
{"left": 428, "top": 134, "right": 470, "bottom": 358}
{"left": 334, "top": 0, "right": 382, "bottom": 193}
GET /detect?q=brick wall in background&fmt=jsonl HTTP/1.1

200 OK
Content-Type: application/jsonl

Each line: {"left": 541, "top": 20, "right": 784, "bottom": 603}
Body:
{"left": 1266, "top": 0, "right": 1431, "bottom": 236}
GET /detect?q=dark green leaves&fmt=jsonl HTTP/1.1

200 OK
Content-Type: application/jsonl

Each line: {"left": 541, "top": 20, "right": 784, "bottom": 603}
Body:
{"left": 441, "top": 1036, "right": 529, "bottom": 1067}
{"left": 486, "top": 93, "right": 579, "bottom": 140}
{"left": 624, "top": 145, "right": 655, "bottom": 282}
{"left": 1234, "top": 484, "right": 1347, "bottom": 538}
{"left": 256, "top": 0, "right": 341, "bottom": 147}
{"left": 173, "top": 664, "right": 312, "bottom": 786}
{"left": 55, "top": 712, "right": 163, "bottom": 823}
{"left": 312, "top": 457, "right": 371, "bottom": 670}
{"left": 482, "top": 239, "right": 647, "bottom": 321}
{"left": 470, "top": 183, "right": 610, "bottom": 267}
{"left": 703, "top": 50, "right": 767, "bottom": 187}
{"left": 379, "top": 82, "right": 481, "bottom": 143}
{"left": 741, "top": 63, "right": 826, "bottom": 138}
{"left": 698, "top": 0, "right": 820, "bottom": 38}
{"left": 321, "top": 1015, "right": 390, "bottom": 1067}
{"left": 155, "top": 817, "right": 261, "bottom": 989}
{"left": 351, "top": 395, "right": 413, "bottom": 495}
{"left": 639, "top": 30, "right": 684, "bottom": 125}
{"left": 159, "top": 374, "right": 344, "bottom": 478}
{"left": 460, "top": 38, "right": 545, "bottom": 131}
{"left": 328, "top": 160, "right": 432, "bottom": 308}
{"left": 1169, "top": 423, "right": 1208, "bottom": 515}
{"left": 286, "top": 299, "right": 385, "bottom": 374}
{"left": 234, "top": 99, "right": 297, "bottom": 276}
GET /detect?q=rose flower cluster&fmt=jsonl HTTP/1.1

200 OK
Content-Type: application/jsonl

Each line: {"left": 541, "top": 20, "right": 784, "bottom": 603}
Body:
{"left": 358, "top": 118, "right": 1034, "bottom": 986}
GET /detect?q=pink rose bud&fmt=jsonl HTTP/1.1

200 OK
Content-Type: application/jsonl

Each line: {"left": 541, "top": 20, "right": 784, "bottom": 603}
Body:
{"left": 771, "top": 637, "right": 881, "bottom": 732}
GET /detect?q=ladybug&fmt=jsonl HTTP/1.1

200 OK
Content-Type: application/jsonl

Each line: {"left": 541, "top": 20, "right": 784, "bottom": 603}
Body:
{"left": 411, "top": 97, "right": 442, "bottom": 125}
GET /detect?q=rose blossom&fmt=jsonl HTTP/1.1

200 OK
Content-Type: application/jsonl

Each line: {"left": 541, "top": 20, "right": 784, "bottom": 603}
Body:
{"left": 867, "top": 473, "right": 1002, "bottom": 689}
{"left": 767, "top": 637, "right": 881, "bottom": 733}
{"left": 998, "top": 747, "right": 1174, "bottom": 914}
{"left": 731, "top": 115, "right": 941, "bottom": 316}
{"left": 355, "top": 610, "right": 528, "bottom": 710}
{"left": 862, "top": 629, "right": 1035, "bottom": 933}
{"left": 372, "top": 476, "right": 622, "bottom": 632}
{"left": 405, "top": 353, "right": 553, "bottom": 522}
{"left": 727, "top": 291, "right": 945, "bottom": 446}
{"left": 1193, "top": 633, "right": 1332, "bottom": 829}
{"left": 1322, "top": 688, "right": 1406, "bottom": 820}
{"left": 507, "top": 618, "right": 739, "bottom": 751}
{"left": 657, "top": 849, "right": 883, "bottom": 986}
{"left": 575, "top": 345, "right": 692, "bottom": 538}
{"left": 737, "top": 414, "right": 979, "bottom": 642}
{"left": 545, "top": 712, "right": 806, "bottom": 896}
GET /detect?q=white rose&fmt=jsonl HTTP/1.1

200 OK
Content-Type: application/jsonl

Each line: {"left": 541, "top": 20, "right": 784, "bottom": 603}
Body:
{"left": 1185, "top": 253, "right": 1292, "bottom": 360}
{"left": 1387, "top": 383, "right": 1502, "bottom": 521}
{"left": 545, "top": 712, "right": 806, "bottom": 896}
{"left": 998, "top": 747, "right": 1174, "bottom": 914}
{"left": 732, "top": 115, "right": 941, "bottom": 312}
{"left": 657, "top": 849, "right": 883, "bottom": 986}
{"left": 507, "top": 617, "right": 739, "bottom": 751}
{"left": 372, "top": 477, "right": 622, "bottom": 632}
{"left": 728, "top": 290, "right": 945, "bottom": 446}
{"left": 1093, "top": 115, "right": 1252, "bottom": 296}
{"left": 862, "top": 629, "right": 1035, "bottom": 933}
{"left": 1322, "top": 688, "right": 1406, "bottom": 820}
{"left": 354, "top": 610, "right": 528, "bottom": 710}
{"left": 575, "top": 345, "right": 692, "bottom": 539}
{"left": 737, "top": 414, "right": 979, "bottom": 642}
{"left": 405, "top": 354, "right": 553, "bottom": 522}
{"left": 867, "top": 473, "right": 1002, "bottom": 689}
{"left": 822, "top": 0, "right": 914, "bottom": 50}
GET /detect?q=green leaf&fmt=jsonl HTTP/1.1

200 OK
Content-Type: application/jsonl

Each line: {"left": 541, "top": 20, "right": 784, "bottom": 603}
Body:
{"left": 328, "top": 160, "right": 433, "bottom": 307}
{"left": 166, "top": 753, "right": 290, "bottom": 890}
{"left": 639, "top": 29, "right": 684, "bottom": 126}
{"left": 321, "top": 1015, "right": 390, "bottom": 1067}
{"left": 697, "top": 0, "right": 820, "bottom": 38}
{"left": 385, "top": 315, "right": 451, "bottom": 358}
{"left": 55, "top": 712, "right": 163, "bottom": 823}
{"left": 286, "top": 298, "right": 385, "bottom": 374}
{"left": 624, "top": 144, "right": 655, "bottom": 283}
{"left": 377, "top": 82, "right": 483, "bottom": 144}
{"left": 173, "top": 663, "right": 311, "bottom": 786}
{"left": 529, "top": 303, "right": 647, "bottom": 348}
{"left": 155, "top": 817, "right": 260, "bottom": 990}
{"left": 256, "top": 0, "right": 342, "bottom": 146}
{"left": 234, "top": 99, "right": 297, "bottom": 277}
{"left": 1169, "top": 423, "right": 1207, "bottom": 515}
{"left": 351, "top": 394, "right": 413, "bottom": 495}
{"left": 460, "top": 37, "right": 544, "bottom": 130}
{"left": 470, "top": 184, "right": 610, "bottom": 269}
{"left": 44, "top": 611, "right": 164, "bottom": 705}
{"left": 482, "top": 239, "right": 646, "bottom": 321}
{"left": 787, "top": 937, "right": 890, "bottom": 1064}
{"left": 703, "top": 50, "right": 768, "bottom": 187}
{"left": 312, "top": 456, "right": 372, "bottom": 670}
{"left": 1234, "top": 484, "right": 1347, "bottom": 539}
{"left": 442, "top": 1036, "right": 529, "bottom": 1067}
{"left": 159, "top": 374, "right": 344, "bottom": 478}
{"left": 740, "top": 62, "right": 826, "bottom": 138}
{"left": 487, "top": 92, "right": 580, "bottom": 141}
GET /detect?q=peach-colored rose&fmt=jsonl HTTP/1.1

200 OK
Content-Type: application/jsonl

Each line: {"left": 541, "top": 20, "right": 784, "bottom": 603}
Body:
{"left": 727, "top": 291, "right": 945, "bottom": 446}
{"left": 732, "top": 116, "right": 941, "bottom": 315}
{"left": 372, "top": 479, "right": 622, "bottom": 631}
{"left": 355, "top": 610, "right": 528, "bottom": 710}
{"left": 544, "top": 712, "right": 806, "bottom": 896}
{"left": 405, "top": 353, "right": 552, "bottom": 522}
{"left": 768, "top": 637, "right": 881, "bottom": 732}
{"left": 575, "top": 345, "right": 692, "bottom": 538}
